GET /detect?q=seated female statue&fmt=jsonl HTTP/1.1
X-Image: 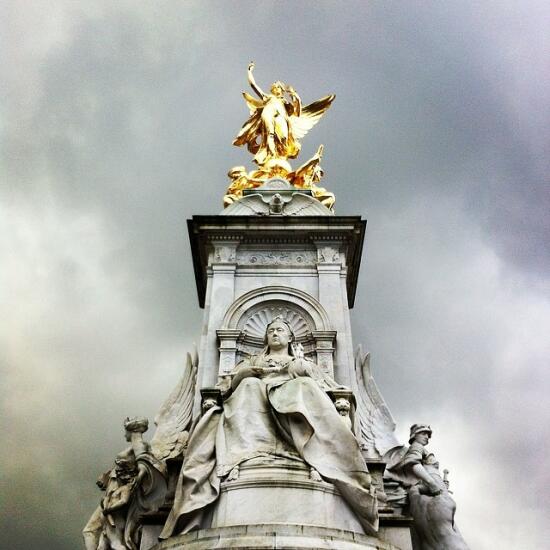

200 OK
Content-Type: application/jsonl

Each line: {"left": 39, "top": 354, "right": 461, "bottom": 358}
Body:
{"left": 160, "top": 318, "right": 378, "bottom": 538}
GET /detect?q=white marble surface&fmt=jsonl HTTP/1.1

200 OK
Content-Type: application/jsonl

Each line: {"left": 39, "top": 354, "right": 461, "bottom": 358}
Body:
{"left": 196, "top": 228, "right": 360, "bottom": 394}
{"left": 152, "top": 523, "right": 400, "bottom": 550}
{"left": 378, "top": 527, "right": 413, "bottom": 550}
{"left": 210, "top": 459, "right": 365, "bottom": 533}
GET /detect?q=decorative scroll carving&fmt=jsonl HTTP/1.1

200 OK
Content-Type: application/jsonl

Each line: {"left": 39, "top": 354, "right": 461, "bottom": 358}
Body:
{"left": 223, "top": 191, "right": 333, "bottom": 216}
{"left": 236, "top": 250, "right": 317, "bottom": 266}
{"left": 211, "top": 244, "right": 237, "bottom": 264}
{"left": 317, "top": 245, "right": 341, "bottom": 264}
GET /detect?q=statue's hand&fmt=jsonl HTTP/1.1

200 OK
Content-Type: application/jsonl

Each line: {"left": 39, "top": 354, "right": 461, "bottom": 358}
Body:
{"left": 248, "top": 61, "right": 255, "bottom": 72}
{"left": 251, "top": 366, "right": 265, "bottom": 377}
{"left": 288, "top": 358, "right": 312, "bottom": 378}
{"left": 427, "top": 481, "right": 443, "bottom": 496}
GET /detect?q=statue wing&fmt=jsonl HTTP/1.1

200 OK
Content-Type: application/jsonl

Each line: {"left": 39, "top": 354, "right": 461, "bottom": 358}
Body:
{"left": 290, "top": 94, "right": 335, "bottom": 140}
{"left": 243, "top": 92, "right": 265, "bottom": 114}
{"left": 150, "top": 350, "right": 198, "bottom": 461}
{"left": 233, "top": 93, "right": 264, "bottom": 152}
{"left": 354, "top": 346, "right": 401, "bottom": 457}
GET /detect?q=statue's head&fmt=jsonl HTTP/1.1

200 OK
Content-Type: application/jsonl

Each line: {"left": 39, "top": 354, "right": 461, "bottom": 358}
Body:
{"left": 124, "top": 416, "right": 149, "bottom": 441}
{"left": 202, "top": 398, "right": 218, "bottom": 414}
{"left": 114, "top": 449, "right": 138, "bottom": 483}
{"left": 270, "top": 81, "right": 285, "bottom": 97}
{"left": 264, "top": 317, "right": 294, "bottom": 354}
{"left": 96, "top": 470, "right": 110, "bottom": 490}
{"left": 334, "top": 398, "right": 351, "bottom": 416}
{"left": 312, "top": 164, "right": 324, "bottom": 182}
{"left": 228, "top": 166, "right": 246, "bottom": 180}
{"left": 409, "top": 423, "right": 432, "bottom": 445}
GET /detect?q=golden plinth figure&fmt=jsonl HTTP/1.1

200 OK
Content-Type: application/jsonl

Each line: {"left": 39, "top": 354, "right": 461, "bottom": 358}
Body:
{"left": 224, "top": 63, "right": 336, "bottom": 211}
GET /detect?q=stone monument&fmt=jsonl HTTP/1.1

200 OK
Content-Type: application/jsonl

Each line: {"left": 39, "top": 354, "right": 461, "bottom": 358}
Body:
{"left": 84, "top": 63, "right": 470, "bottom": 550}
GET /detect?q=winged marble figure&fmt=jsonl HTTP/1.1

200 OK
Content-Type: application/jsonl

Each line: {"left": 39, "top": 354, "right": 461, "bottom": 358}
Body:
{"left": 83, "top": 350, "right": 198, "bottom": 550}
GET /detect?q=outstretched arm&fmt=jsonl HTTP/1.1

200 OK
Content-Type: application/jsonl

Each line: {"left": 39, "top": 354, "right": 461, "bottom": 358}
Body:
{"left": 247, "top": 62, "right": 266, "bottom": 99}
{"left": 231, "top": 364, "right": 265, "bottom": 390}
{"left": 129, "top": 432, "right": 148, "bottom": 457}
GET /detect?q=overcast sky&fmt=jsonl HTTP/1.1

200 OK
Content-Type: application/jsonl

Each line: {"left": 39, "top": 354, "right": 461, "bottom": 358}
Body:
{"left": 2, "top": 2, "right": 549, "bottom": 549}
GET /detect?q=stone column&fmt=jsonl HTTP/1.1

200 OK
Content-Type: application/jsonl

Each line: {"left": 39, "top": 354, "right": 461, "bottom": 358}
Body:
{"left": 312, "top": 330, "right": 337, "bottom": 377}
{"left": 315, "top": 241, "right": 354, "bottom": 387}
{"left": 197, "top": 240, "right": 239, "bottom": 392}
{"left": 216, "top": 329, "right": 242, "bottom": 376}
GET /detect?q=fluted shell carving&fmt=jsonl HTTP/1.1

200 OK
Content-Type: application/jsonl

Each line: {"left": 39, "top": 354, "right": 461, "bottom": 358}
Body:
{"left": 242, "top": 306, "right": 310, "bottom": 340}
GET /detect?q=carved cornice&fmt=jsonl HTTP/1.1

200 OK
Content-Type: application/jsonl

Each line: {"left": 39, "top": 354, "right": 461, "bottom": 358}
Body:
{"left": 236, "top": 250, "right": 317, "bottom": 266}
{"left": 188, "top": 215, "right": 366, "bottom": 308}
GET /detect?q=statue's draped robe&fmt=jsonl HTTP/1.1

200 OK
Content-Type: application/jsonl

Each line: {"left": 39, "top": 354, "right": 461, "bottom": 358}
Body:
{"left": 161, "top": 357, "right": 378, "bottom": 539}
{"left": 233, "top": 94, "right": 301, "bottom": 165}
{"left": 84, "top": 453, "right": 166, "bottom": 550}
{"left": 124, "top": 455, "right": 167, "bottom": 548}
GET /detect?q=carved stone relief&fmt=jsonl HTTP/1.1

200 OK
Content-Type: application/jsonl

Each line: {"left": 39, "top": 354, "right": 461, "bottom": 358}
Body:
{"left": 236, "top": 250, "right": 317, "bottom": 266}
{"left": 241, "top": 305, "right": 311, "bottom": 340}
{"left": 212, "top": 244, "right": 237, "bottom": 263}
{"left": 316, "top": 244, "right": 342, "bottom": 265}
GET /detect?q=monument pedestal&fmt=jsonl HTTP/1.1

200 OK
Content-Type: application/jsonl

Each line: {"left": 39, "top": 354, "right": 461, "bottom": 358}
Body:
{"left": 152, "top": 523, "right": 399, "bottom": 550}
{"left": 211, "top": 458, "right": 365, "bottom": 533}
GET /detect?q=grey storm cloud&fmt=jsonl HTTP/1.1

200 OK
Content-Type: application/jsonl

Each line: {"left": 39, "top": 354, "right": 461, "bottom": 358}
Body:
{"left": 1, "top": 2, "right": 549, "bottom": 549}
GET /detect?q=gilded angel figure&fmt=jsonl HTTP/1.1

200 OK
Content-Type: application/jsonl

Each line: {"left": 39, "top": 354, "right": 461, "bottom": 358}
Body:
{"left": 233, "top": 62, "right": 335, "bottom": 169}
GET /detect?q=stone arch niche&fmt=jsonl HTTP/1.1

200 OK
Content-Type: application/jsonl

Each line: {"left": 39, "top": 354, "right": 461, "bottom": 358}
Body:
{"left": 217, "top": 286, "right": 337, "bottom": 376}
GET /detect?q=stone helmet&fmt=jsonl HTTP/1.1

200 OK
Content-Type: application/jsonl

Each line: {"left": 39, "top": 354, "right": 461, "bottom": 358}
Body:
{"left": 409, "top": 424, "right": 432, "bottom": 444}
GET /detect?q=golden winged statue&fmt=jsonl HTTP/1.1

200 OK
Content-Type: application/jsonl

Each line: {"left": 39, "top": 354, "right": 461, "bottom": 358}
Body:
{"left": 233, "top": 62, "right": 335, "bottom": 169}
{"left": 225, "top": 63, "right": 336, "bottom": 210}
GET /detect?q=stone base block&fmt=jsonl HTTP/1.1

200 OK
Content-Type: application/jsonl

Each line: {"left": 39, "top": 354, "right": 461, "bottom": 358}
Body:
{"left": 378, "top": 514, "right": 414, "bottom": 550}
{"left": 152, "top": 523, "right": 399, "bottom": 549}
{"left": 210, "top": 458, "right": 366, "bottom": 533}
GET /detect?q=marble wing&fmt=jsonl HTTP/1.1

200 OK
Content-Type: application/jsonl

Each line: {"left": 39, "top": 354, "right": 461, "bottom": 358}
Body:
{"left": 354, "top": 346, "right": 401, "bottom": 457}
{"left": 290, "top": 94, "right": 335, "bottom": 140}
{"left": 150, "top": 350, "right": 198, "bottom": 461}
